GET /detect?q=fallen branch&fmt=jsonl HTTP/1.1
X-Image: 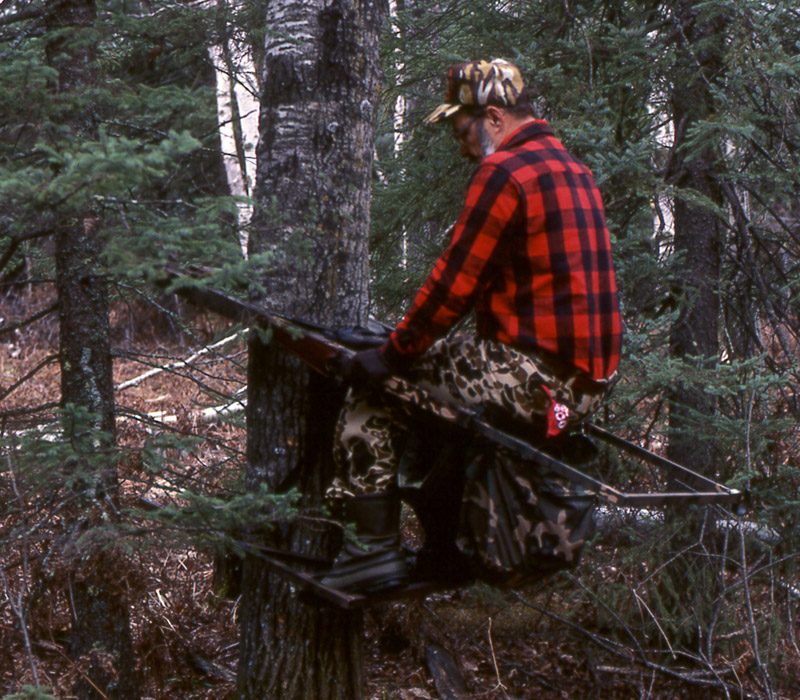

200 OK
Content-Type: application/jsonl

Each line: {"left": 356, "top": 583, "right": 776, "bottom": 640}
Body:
{"left": 595, "top": 505, "right": 782, "bottom": 548}
{"left": 128, "top": 388, "right": 246, "bottom": 426}
{"left": 425, "top": 644, "right": 468, "bottom": 700}
{"left": 115, "top": 330, "right": 246, "bottom": 391}
{"left": 510, "top": 591, "right": 765, "bottom": 699}
{"left": 113, "top": 406, "right": 244, "bottom": 456}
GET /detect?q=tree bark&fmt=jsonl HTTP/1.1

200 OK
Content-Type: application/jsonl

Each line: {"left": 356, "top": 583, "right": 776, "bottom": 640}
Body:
{"left": 47, "top": 2, "right": 140, "bottom": 697}
{"left": 238, "top": 1, "right": 382, "bottom": 698}
{"left": 666, "top": 0, "right": 726, "bottom": 475}
{"left": 209, "top": 0, "right": 260, "bottom": 258}
{"left": 55, "top": 185, "right": 140, "bottom": 700}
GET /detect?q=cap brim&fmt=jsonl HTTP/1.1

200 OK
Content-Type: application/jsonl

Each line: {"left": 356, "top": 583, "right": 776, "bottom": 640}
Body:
{"left": 424, "top": 102, "right": 464, "bottom": 124}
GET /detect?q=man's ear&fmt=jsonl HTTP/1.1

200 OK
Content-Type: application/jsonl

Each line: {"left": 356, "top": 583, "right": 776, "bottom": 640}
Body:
{"left": 485, "top": 105, "right": 504, "bottom": 128}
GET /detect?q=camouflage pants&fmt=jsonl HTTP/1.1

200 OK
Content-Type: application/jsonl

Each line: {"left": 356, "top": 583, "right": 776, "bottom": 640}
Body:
{"left": 330, "top": 333, "right": 614, "bottom": 497}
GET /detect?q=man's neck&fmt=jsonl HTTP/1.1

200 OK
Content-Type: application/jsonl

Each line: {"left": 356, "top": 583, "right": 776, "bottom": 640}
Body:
{"left": 494, "top": 114, "right": 537, "bottom": 148}
{"left": 482, "top": 109, "right": 537, "bottom": 154}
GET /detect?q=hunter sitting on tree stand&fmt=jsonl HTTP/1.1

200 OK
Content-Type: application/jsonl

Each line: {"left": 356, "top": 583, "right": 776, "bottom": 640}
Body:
{"left": 322, "top": 59, "right": 623, "bottom": 594}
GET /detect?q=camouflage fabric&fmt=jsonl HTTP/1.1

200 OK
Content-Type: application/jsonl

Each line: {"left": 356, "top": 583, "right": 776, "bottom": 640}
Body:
{"left": 329, "top": 332, "right": 613, "bottom": 498}
{"left": 425, "top": 58, "right": 526, "bottom": 124}
{"left": 457, "top": 440, "right": 598, "bottom": 586}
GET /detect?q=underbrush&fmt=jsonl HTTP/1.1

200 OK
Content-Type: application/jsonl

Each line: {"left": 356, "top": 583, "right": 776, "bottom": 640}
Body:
{"left": 1, "top": 290, "right": 799, "bottom": 699}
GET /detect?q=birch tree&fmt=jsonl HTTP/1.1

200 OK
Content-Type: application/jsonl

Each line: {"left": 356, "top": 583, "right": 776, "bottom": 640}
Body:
{"left": 209, "top": 0, "right": 260, "bottom": 257}
{"left": 238, "top": 1, "right": 383, "bottom": 698}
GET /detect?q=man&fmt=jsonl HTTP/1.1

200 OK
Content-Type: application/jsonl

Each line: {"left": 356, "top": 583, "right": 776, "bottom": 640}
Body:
{"left": 322, "top": 59, "right": 623, "bottom": 594}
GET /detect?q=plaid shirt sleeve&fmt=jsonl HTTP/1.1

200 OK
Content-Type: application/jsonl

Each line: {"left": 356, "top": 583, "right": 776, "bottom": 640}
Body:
{"left": 385, "top": 162, "right": 519, "bottom": 361}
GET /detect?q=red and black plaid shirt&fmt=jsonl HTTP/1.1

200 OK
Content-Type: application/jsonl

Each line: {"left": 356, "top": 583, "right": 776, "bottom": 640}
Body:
{"left": 384, "top": 120, "right": 622, "bottom": 380}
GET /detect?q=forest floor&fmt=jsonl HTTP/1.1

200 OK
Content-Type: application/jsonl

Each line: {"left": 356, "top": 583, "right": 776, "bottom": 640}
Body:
{"left": 1, "top": 290, "right": 795, "bottom": 699}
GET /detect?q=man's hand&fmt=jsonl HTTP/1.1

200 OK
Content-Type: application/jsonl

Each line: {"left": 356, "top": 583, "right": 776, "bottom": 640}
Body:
{"left": 342, "top": 347, "right": 394, "bottom": 387}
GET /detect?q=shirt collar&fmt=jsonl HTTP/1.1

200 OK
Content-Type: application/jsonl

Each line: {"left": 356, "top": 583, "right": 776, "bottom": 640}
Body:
{"left": 498, "top": 119, "right": 553, "bottom": 151}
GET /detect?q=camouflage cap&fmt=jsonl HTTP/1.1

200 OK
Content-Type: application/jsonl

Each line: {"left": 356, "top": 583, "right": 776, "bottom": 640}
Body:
{"left": 424, "top": 59, "right": 526, "bottom": 124}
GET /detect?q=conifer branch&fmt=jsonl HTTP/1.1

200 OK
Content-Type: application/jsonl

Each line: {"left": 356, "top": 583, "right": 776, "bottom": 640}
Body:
{"left": 0, "top": 354, "right": 58, "bottom": 403}
{"left": 0, "top": 304, "right": 57, "bottom": 338}
{"left": 0, "top": 4, "right": 44, "bottom": 28}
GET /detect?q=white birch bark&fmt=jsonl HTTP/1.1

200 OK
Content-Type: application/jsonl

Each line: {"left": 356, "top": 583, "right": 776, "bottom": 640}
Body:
{"left": 208, "top": 0, "right": 260, "bottom": 257}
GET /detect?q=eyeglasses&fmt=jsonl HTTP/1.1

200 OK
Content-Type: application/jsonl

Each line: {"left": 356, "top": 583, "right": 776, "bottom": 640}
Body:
{"left": 452, "top": 114, "right": 484, "bottom": 144}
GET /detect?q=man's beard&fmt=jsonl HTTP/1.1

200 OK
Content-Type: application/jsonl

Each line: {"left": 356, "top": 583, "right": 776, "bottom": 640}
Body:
{"left": 477, "top": 119, "right": 495, "bottom": 158}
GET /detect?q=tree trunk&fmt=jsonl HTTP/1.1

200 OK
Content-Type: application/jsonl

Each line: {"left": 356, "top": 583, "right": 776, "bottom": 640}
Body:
{"left": 56, "top": 220, "right": 139, "bottom": 700}
{"left": 667, "top": 0, "right": 726, "bottom": 475}
{"left": 209, "top": 0, "right": 260, "bottom": 258}
{"left": 47, "top": 2, "right": 140, "bottom": 698}
{"left": 238, "top": 1, "right": 382, "bottom": 698}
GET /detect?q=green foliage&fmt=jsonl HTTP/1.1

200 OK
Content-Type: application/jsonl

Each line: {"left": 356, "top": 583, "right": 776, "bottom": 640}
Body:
{"left": 373, "top": 0, "right": 800, "bottom": 691}
{"left": 374, "top": 0, "right": 800, "bottom": 490}
{"left": 0, "top": 4, "right": 267, "bottom": 693}
{"left": 0, "top": 1, "right": 252, "bottom": 288}
{"left": 9, "top": 405, "right": 116, "bottom": 502}
{"left": 137, "top": 484, "right": 303, "bottom": 555}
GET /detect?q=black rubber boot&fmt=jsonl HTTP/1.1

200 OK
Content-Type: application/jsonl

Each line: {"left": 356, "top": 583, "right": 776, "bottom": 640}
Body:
{"left": 320, "top": 493, "right": 409, "bottom": 594}
{"left": 409, "top": 478, "right": 473, "bottom": 586}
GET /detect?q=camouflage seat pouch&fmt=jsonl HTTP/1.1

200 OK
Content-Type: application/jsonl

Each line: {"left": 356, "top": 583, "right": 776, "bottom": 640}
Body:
{"left": 457, "top": 441, "right": 597, "bottom": 587}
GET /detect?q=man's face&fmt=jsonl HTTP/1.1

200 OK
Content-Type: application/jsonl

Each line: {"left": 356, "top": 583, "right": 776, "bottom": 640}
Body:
{"left": 451, "top": 111, "right": 487, "bottom": 163}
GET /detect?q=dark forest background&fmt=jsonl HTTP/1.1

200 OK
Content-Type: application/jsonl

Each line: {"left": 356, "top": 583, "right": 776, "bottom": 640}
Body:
{"left": 1, "top": 1, "right": 799, "bottom": 698}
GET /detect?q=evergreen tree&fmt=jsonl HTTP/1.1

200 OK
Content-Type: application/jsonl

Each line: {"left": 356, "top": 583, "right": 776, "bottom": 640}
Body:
{"left": 2, "top": 0, "right": 798, "bottom": 694}
{"left": 374, "top": 0, "right": 800, "bottom": 501}
{"left": 1, "top": 1, "right": 249, "bottom": 695}
{"left": 43, "top": 2, "right": 140, "bottom": 696}
{"left": 665, "top": 1, "right": 726, "bottom": 474}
